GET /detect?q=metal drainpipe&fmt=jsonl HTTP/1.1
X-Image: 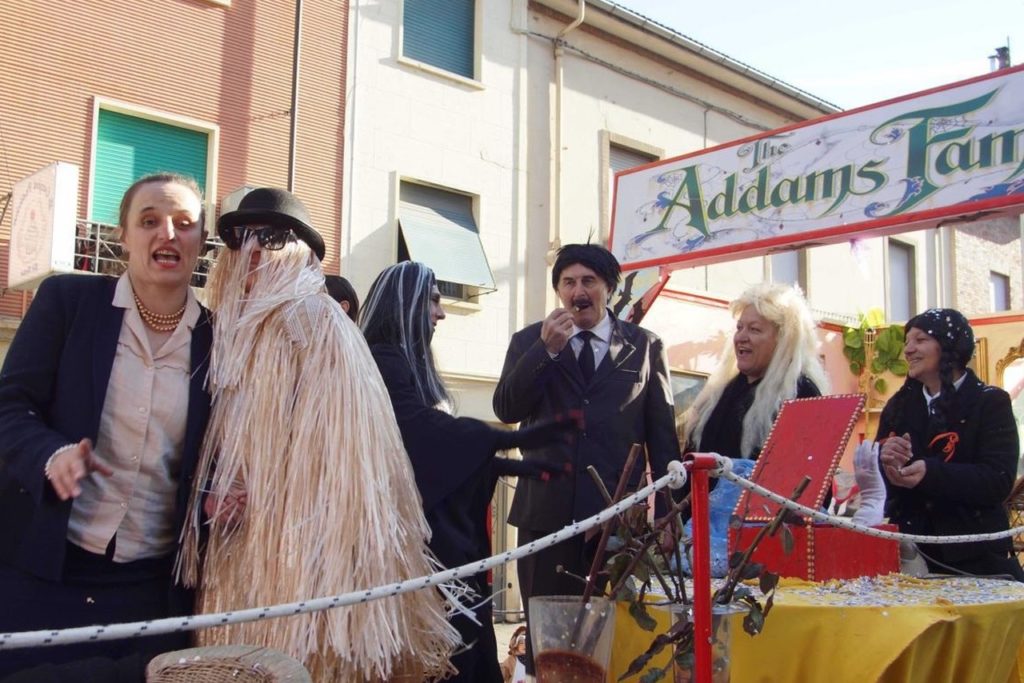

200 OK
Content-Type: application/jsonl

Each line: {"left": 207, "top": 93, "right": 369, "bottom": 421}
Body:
{"left": 549, "top": 0, "right": 586, "bottom": 262}
{"left": 287, "top": 0, "right": 304, "bottom": 193}
{"left": 938, "top": 224, "right": 955, "bottom": 307}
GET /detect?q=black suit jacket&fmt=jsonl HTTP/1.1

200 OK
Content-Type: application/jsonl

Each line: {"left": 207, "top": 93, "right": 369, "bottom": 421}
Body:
{"left": 0, "top": 274, "right": 212, "bottom": 582}
{"left": 493, "top": 315, "right": 679, "bottom": 530}
{"left": 879, "top": 369, "right": 1018, "bottom": 564}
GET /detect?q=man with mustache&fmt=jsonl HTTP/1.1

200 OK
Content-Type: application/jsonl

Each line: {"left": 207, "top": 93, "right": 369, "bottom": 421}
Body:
{"left": 493, "top": 243, "right": 679, "bottom": 674}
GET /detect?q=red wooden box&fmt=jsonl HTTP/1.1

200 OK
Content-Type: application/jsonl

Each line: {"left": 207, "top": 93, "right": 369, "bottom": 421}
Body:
{"left": 730, "top": 521, "right": 900, "bottom": 581}
{"left": 727, "top": 395, "right": 900, "bottom": 581}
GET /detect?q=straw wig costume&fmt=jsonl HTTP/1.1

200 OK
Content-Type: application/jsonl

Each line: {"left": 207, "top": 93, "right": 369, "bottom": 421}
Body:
{"left": 178, "top": 189, "right": 460, "bottom": 681}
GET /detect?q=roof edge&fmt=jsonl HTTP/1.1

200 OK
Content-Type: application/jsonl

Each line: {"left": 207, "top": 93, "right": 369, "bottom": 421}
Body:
{"left": 534, "top": 0, "right": 841, "bottom": 117}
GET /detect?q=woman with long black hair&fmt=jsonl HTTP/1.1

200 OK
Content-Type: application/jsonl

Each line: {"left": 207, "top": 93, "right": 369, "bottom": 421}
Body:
{"left": 361, "top": 261, "right": 575, "bottom": 683}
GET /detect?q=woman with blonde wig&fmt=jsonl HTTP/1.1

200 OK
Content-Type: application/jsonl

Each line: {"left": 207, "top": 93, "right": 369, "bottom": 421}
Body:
{"left": 681, "top": 282, "right": 829, "bottom": 461}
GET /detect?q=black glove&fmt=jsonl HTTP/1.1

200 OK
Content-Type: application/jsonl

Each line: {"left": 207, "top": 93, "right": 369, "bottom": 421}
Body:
{"left": 494, "top": 411, "right": 584, "bottom": 452}
{"left": 493, "top": 457, "right": 572, "bottom": 480}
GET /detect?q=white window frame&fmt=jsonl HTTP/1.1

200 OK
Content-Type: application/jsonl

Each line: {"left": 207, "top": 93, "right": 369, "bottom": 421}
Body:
{"left": 990, "top": 271, "right": 1012, "bottom": 311}
{"left": 88, "top": 97, "right": 220, "bottom": 223}
{"left": 396, "top": 0, "right": 484, "bottom": 88}
{"left": 886, "top": 238, "right": 917, "bottom": 322}
{"left": 393, "top": 176, "right": 490, "bottom": 309}
{"left": 768, "top": 249, "right": 808, "bottom": 294}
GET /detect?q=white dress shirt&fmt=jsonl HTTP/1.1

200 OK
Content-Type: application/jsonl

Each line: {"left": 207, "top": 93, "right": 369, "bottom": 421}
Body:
{"left": 66, "top": 274, "right": 200, "bottom": 562}
{"left": 568, "top": 308, "right": 613, "bottom": 368}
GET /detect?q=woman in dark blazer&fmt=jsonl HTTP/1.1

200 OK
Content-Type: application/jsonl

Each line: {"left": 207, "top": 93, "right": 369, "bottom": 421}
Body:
{"left": 0, "top": 173, "right": 213, "bottom": 676}
{"left": 879, "top": 308, "right": 1022, "bottom": 580}
{"left": 360, "top": 261, "right": 573, "bottom": 683}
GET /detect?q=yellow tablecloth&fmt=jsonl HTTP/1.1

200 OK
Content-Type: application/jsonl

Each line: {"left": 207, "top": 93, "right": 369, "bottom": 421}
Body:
{"left": 611, "top": 575, "right": 1024, "bottom": 683}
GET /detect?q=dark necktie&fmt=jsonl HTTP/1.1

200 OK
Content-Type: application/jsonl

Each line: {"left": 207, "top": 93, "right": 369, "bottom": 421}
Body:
{"left": 577, "top": 330, "right": 595, "bottom": 382}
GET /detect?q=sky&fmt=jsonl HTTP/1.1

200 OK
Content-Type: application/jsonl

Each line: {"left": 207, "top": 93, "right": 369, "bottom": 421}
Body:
{"left": 614, "top": 0, "right": 1023, "bottom": 110}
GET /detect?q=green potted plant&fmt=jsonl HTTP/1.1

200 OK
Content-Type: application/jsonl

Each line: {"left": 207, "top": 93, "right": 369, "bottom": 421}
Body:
{"left": 842, "top": 308, "right": 908, "bottom": 405}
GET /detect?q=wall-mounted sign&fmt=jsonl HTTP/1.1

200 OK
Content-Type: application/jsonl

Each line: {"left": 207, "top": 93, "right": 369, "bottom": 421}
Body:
{"left": 610, "top": 65, "right": 1024, "bottom": 271}
{"left": 9, "top": 162, "right": 79, "bottom": 290}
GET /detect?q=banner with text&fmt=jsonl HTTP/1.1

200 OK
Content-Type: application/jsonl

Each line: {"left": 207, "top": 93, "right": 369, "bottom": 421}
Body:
{"left": 610, "top": 65, "right": 1024, "bottom": 270}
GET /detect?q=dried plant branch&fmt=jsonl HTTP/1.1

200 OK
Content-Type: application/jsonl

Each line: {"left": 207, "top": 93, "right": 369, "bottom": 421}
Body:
{"left": 715, "top": 475, "right": 809, "bottom": 605}
{"left": 619, "top": 472, "right": 810, "bottom": 681}
{"left": 581, "top": 445, "right": 643, "bottom": 603}
{"left": 571, "top": 446, "right": 644, "bottom": 652}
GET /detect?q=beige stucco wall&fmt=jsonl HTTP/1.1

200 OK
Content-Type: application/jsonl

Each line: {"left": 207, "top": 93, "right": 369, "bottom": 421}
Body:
{"left": 343, "top": 0, "right": 835, "bottom": 407}
{"left": 343, "top": 0, "right": 527, "bottom": 403}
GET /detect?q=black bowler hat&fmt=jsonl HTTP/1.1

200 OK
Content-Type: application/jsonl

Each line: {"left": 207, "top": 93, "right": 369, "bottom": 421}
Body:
{"left": 217, "top": 187, "right": 326, "bottom": 261}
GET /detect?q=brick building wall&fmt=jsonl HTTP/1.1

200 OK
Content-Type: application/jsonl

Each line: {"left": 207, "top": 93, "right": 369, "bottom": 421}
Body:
{"left": 953, "top": 216, "right": 1022, "bottom": 315}
{"left": 0, "top": 0, "right": 346, "bottom": 320}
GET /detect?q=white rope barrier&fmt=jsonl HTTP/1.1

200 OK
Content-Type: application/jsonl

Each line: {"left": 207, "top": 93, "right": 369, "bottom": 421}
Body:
{"left": 6, "top": 455, "right": 1023, "bottom": 651}
{"left": 714, "top": 457, "right": 1024, "bottom": 544}
{"left": 0, "top": 462, "right": 691, "bottom": 650}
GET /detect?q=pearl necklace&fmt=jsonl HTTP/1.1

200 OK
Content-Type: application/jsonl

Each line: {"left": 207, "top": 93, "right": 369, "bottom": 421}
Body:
{"left": 133, "top": 291, "right": 186, "bottom": 332}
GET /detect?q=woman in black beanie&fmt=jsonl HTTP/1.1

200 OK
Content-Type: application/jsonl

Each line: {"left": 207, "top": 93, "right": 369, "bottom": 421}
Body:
{"left": 878, "top": 308, "right": 1023, "bottom": 580}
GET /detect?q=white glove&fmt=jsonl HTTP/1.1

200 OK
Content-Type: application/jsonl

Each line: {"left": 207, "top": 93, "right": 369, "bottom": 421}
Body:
{"left": 851, "top": 441, "right": 885, "bottom": 526}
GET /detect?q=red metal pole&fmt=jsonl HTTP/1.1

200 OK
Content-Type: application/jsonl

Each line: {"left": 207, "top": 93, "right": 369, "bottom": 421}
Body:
{"left": 685, "top": 453, "right": 717, "bottom": 683}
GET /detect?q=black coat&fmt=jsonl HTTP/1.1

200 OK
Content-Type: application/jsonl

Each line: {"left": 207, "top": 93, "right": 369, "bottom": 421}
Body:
{"left": 369, "top": 343, "right": 504, "bottom": 683}
{"left": 0, "top": 275, "right": 212, "bottom": 677}
{"left": 879, "top": 369, "right": 1019, "bottom": 566}
{"left": 0, "top": 274, "right": 212, "bottom": 582}
{"left": 693, "top": 374, "right": 821, "bottom": 459}
{"left": 493, "top": 315, "right": 679, "bottom": 530}
{"left": 369, "top": 343, "right": 502, "bottom": 570}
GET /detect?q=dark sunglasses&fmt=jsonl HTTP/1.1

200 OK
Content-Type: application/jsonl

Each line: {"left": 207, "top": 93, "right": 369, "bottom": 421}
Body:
{"left": 223, "top": 224, "right": 297, "bottom": 251}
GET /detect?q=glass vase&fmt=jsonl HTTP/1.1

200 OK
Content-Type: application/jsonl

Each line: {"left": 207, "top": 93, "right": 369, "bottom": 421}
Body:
{"left": 670, "top": 602, "right": 744, "bottom": 683}
{"left": 529, "top": 595, "right": 615, "bottom": 683}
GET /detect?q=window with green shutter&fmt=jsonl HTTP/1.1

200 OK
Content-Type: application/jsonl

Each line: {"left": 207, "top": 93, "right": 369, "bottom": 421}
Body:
{"left": 91, "top": 109, "right": 209, "bottom": 224}
{"left": 402, "top": 0, "right": 475, "bottom": 79}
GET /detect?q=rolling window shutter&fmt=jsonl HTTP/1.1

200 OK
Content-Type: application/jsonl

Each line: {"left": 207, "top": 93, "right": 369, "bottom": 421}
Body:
{"left": 610, "top": 144, "right": 656, "bottom": 175}
{"left": 91, "top": 109, "right": 208, "bottom": 224}
{"left": 403, "top": 0, "right": 474, "bottom": 79}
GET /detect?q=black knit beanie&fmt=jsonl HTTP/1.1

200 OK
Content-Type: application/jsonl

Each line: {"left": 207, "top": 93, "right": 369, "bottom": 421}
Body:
{"left": 904, "top": 308, "right": 975, "bottom": 368}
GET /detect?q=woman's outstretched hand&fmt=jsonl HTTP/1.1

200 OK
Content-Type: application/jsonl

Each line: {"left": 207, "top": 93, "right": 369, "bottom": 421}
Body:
{"left": 496, "top": 410, "right": 584, "bottom": 451}
{"left": 45, "top": 438, "right": 113, "bottom": 500}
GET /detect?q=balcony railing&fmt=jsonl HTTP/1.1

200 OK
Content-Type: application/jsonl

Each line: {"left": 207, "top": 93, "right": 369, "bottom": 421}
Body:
{"left": 74, "top": 220, "right": 222, "bottom": 288}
